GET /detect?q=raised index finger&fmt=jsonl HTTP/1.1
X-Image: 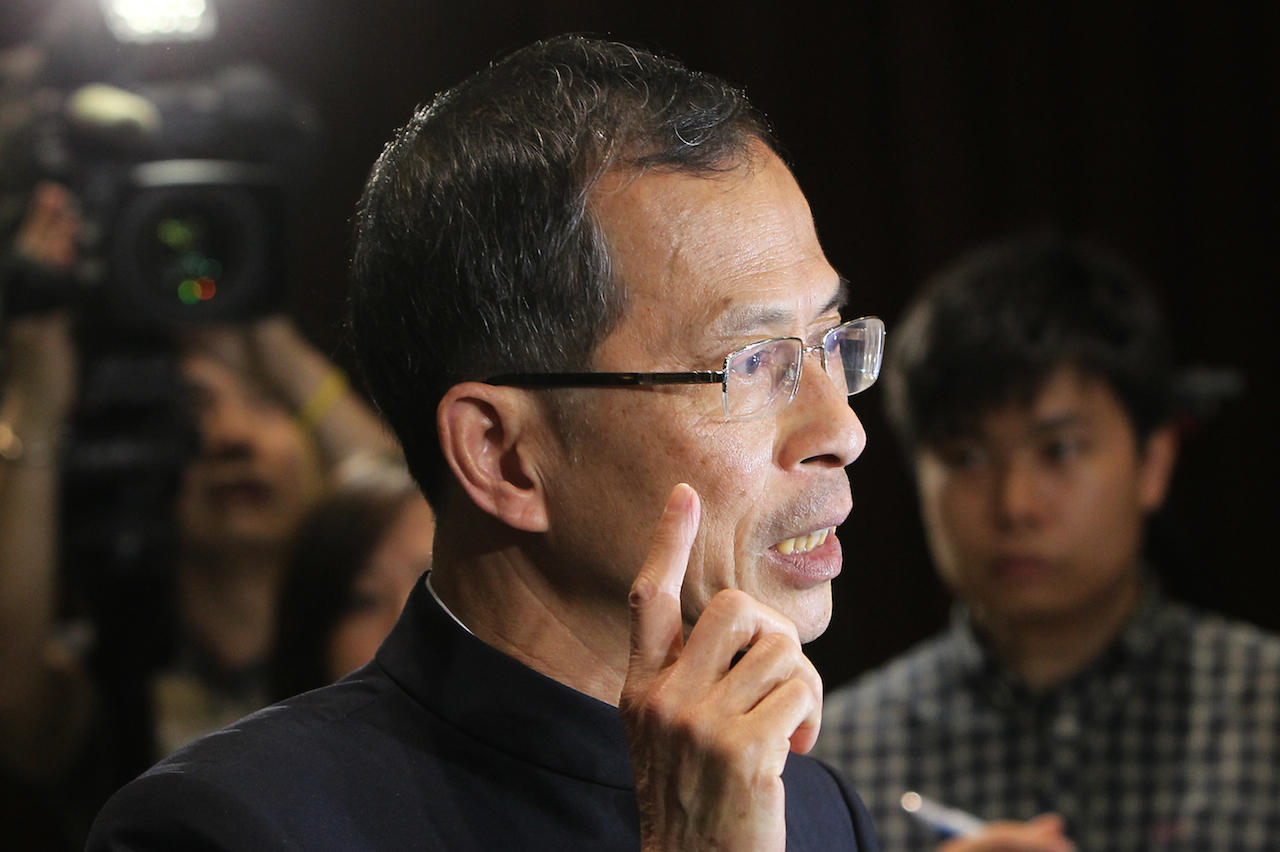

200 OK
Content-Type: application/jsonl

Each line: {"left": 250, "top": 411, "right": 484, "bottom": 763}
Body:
{"left": 627, "top": 483, "right": 701, "bottom": 674}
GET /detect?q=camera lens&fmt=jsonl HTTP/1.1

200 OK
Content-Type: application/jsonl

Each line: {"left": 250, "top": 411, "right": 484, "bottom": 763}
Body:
{"left": 110, "top": 161, "right": 283, "bottom": 323}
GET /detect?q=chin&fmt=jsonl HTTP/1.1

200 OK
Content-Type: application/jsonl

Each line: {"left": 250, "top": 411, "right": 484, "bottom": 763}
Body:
{"left": 797, "top": 615, "right": 832, "bottom": 645}
{"left": 787, "top": 587, "right": 834, "bottom": 644}
{"left": 983, "top": 594, "right": 1079, "bottom": 625}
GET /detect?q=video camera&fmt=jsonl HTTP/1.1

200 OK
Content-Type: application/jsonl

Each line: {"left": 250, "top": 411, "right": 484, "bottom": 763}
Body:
{"left": 2, "top": 62, "right": 316, "bottom": 327}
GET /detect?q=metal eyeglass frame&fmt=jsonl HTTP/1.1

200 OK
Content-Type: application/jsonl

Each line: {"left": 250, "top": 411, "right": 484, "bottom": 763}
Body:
{"left": 486, "top": 316, "right": 884, "bottom": 420}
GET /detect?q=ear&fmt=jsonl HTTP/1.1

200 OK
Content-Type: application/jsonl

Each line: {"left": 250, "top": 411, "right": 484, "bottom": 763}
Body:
{"left": 1137, "top": 423, "right": 1179, "bottom": 513}
{"left": 437, "top": 382, "right": 551, "bottom": 532}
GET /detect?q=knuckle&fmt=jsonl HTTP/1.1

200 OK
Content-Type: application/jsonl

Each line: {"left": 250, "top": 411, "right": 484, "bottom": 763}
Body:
{"left": 706, "top": 587, "right": 753, "bottom": 616}
{"left": 623, "top": 678, "right": 699, "bottom": 736}
{"left": 776, "top": 675, "right": 818, "bottom": 707}
{"left": 627, "top": 574, "right": 657, "bottom": 611}
{"left": 752, "top": 630, "right": 800, "bottom": 658}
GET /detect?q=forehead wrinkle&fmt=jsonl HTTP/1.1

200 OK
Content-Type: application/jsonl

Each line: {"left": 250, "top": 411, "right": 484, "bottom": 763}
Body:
{"left": 632, "top": 204, "right": 703, "bottom": 356}
{"left": 706, "top": 274, "right": 850, "bottom": 340}
{"left": 592, "top": 151, "right": 841, "bottom": 364}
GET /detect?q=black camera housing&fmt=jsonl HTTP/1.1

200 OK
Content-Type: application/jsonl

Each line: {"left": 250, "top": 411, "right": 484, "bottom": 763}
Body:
{"left": 105, "top": 158, "right": 287, "bottom": 325}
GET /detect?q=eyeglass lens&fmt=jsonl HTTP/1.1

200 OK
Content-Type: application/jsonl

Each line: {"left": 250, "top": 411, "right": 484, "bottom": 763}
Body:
{"left": 828, "top": 320, "right": 883, "bottom": 397}
{"left": 724, "top": 319, "right": 882, "bottom": 419}
{"left": 725, "top": 338, "right": 801, "bottom": 417}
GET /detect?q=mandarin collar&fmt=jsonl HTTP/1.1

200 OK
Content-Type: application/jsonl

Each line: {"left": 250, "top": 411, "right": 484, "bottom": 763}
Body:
{"left": 375, "top": 575, "right": 634, "bottom": 789}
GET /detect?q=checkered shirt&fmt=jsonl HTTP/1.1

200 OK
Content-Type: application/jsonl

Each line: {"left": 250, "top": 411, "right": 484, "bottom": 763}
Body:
{"left": 814, "top": 589, "right": 1280, "bottom": 851}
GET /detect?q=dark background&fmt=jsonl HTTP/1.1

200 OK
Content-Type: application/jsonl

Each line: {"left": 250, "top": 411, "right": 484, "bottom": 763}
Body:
{"left": 4, "top": 0, "right": 1276, "bottom": 691}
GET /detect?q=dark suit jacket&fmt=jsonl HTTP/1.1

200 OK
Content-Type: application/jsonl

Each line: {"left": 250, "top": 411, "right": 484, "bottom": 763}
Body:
{"left": 88, "top": 579, "right": 880, "bottom": 850}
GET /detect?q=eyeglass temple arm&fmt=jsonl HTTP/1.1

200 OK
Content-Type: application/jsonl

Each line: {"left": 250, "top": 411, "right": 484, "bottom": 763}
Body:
{"left": 485, "top": 371, "right": 724, "bottom": 388}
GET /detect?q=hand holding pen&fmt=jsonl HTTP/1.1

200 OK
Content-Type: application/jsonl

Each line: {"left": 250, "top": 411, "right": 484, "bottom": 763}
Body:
{"left": 901, "top": 792, "right": 1076, "bottom": 852}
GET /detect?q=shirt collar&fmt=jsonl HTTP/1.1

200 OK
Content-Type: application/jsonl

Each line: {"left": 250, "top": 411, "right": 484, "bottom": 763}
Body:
{"left": 947, "top": 579, "right": 1175, "bottom": 707}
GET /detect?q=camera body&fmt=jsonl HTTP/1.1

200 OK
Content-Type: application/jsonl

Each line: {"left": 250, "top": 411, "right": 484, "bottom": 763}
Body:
{"left": 61, "top": 66, "right": 313, "bottom": 328}
{"left": 100, "top": 157, "right": 288, "bottom": 324}
{"left": 2, "top": 63, "right": 311, "bottom": 328}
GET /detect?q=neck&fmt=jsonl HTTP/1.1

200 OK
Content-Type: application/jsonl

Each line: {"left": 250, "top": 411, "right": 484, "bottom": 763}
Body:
{"left": 974, "top": 574, "right": 1144, "bottom": 690}
{"left": 429, "top": 524, "right": 631, "bottom": 705}
{"left": 178, "top": 547, "right": 283, "bottom": 673}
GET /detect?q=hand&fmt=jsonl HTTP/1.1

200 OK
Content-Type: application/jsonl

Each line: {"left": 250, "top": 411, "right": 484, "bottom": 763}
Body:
{"left": 940, "top": 814, "right": 1075, "bottom": 852}
{"left": 244, "top": 314, "right": 309, "bottom": 386}
{"left": 14, "top": 182, "right": 81, "bottom": 270}
{"left": 4, "top": 313, "right": 77, "bottom": 429}
{"left": 620, "top": 483, "right": 823, "bottom": 852}
{"left": 180, "top": 316, "right": 304, "bottom": 393}
{"left": 177, "top": 321, "right": 255, "bottom": 373}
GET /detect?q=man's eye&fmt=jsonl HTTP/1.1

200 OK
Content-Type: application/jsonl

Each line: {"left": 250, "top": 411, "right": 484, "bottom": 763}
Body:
{"left": 737, "top": 349, "right": 768, "bottom": 376}
{"left": 942, "top": 445, "right": 985, "bottom": 470}
{"left": 1043, "top": 437, "right": 1083, "bottom": 463}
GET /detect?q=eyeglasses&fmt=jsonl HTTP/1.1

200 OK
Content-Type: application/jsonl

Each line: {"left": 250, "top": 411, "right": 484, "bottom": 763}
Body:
{"left": 486, "top": 316, "right": 884, "bottom": 421}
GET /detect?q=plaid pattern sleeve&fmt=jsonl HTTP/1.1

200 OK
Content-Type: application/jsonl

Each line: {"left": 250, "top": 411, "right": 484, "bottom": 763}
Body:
{"left": 812, "top": 592, "right": 1280, "bottom": 851}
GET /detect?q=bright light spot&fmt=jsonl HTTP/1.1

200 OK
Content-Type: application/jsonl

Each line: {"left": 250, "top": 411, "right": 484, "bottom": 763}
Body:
{"left": 176, "top": 276, "right": 216, "bottom": 305}
{"left": 101, "top": 0, "right": 218, "bottom": 43}
{"left": 158, "top": 219, "right": 194, "bottom": 250}
{"left": 177, "top": 279, "right": 200, "bottom": 305}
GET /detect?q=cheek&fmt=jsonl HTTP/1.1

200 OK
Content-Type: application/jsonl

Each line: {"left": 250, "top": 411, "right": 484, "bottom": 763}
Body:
{"left": 262, "top": 420, "right": 310, "bottom": 467}
{"left": 664, "top": 418, "right": 773, "bottom": 531}
{"left": 670, "top": 422, "right": 777, "bottom": 595}
{"left": 559, "top": 397, "right": 776, "bottom": 592}
{"left": 590, "top": 396, "right": 770, "bottom": 502}
{"left": 688, "top": 424, "right": 769, "bottom": 496}
{"left": 260, "top": 420, "right": 323, "bottom": 491}
{"left": 1063, "top": 471, "right": 1145, "bottom": 556}
{"left": 919, "top": 479, "right": 987, "bottom": 581}
{"left": 937, "top": 483, "right": 987, "bottom": 538}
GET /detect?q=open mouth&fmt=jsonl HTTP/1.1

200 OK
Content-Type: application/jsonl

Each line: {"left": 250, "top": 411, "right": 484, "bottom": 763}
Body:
{"left": 775, "top": 527, "right": 835, "bottom": 555}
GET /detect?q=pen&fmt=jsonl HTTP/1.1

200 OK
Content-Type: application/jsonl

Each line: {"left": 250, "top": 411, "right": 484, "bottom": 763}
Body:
{"left": 901, "top": 791, "right": 987, "bottom": 838}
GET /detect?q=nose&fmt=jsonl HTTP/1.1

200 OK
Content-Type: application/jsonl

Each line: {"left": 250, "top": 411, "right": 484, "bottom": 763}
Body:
{"left": 991, "top": 458, "right": 1044, "bottom": 530}
{"left": 776, "top": 349, "right": 866, "bottom": 470}
{"left": 198, "top": 393, "right": 256, "bottom": 458}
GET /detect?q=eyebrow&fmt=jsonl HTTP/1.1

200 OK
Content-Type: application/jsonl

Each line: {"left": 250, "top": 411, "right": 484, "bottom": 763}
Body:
{"left": 1027, "top": 411, "right": 1091, "bottom": 436}
{"left": 946, "top": 409, "right": 1089, "bottom": 444}
{"left": 708, "top": 276, "right": 851, "bottom": 338}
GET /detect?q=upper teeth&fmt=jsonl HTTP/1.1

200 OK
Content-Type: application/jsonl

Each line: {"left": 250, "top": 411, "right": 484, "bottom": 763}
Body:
{"left": 776, "top": 527, "right": 832, "bottom": 555}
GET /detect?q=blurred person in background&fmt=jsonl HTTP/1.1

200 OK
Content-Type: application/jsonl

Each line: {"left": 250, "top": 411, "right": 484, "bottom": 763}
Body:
{"left": 1, "top": 24, "right": 399, "bottom": 848}
{"left": 814, "top": 233, "right": 1280, "bottom": 851}
{"left": 269, "top": 453, "right": 434, "bottom": 702}
{"left": 151, "top": 316, "right": 399, "bottom": 753}
{"left": 0, "top": 172, "right": 398, "bottom": 852}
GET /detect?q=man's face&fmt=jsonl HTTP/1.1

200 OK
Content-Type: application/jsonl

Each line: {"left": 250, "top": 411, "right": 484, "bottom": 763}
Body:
{"left": 914, "top": 365, "right": 1173, "bottom": 626}
{"left": 177, "top": 353, "right": 324, "bottom": 553}
{"left": 539, "top": 146, "right": 866, "bottom": 643}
